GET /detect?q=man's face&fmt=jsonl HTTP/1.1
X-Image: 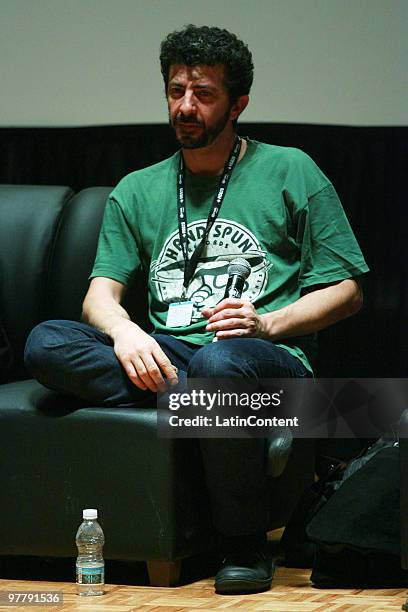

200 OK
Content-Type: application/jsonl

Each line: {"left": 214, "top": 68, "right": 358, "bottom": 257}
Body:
{"left": 167, "top": 64, "right": 235, "bottom": 149}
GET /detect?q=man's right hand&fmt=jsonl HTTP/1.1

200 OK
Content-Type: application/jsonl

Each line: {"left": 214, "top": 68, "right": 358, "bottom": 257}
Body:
{"left": 82, "top": 277, "right": 178, "bottom": 393}
{"left": 111, "top": 320, "right": 178, "bottom": 392}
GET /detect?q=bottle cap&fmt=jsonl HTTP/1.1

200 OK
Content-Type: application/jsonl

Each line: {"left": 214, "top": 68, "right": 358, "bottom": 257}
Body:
{"left": 83, "top": 508, "right": 98, "bottom": 519}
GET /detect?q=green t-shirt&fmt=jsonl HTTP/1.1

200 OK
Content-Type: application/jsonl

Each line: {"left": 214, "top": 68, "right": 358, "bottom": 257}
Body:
{"left": 91, "top": 140, "right": 369, "bottom": 372}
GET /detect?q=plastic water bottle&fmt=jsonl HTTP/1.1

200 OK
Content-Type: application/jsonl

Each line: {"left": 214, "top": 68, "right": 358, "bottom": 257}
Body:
{"left": 75, "top": 508, "right": 105, "bottom": 596}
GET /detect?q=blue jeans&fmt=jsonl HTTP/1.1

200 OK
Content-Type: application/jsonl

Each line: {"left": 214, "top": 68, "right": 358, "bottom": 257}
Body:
{"left": 25, "top": 320, "right": 308, "bottom": 536}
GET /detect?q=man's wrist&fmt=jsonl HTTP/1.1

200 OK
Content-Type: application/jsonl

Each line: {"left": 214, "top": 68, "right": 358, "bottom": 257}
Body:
{"left": 259, "top": 309, "right": 286, "bottom": 340}
{"left": 108, "top": 317, "right": 137, "bottom": 341}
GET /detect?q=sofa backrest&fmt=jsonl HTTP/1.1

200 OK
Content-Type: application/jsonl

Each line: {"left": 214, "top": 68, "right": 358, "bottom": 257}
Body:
{"left": 45, "top": 187, "right": 111, "bottom": 321}
{"left": 0, "top": 185, "right": 111, "bottom": 380}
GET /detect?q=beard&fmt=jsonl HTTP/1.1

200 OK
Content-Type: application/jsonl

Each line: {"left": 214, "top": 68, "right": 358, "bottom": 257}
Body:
{"left": 170, "top": 108, "right": 232, "bottom": 149}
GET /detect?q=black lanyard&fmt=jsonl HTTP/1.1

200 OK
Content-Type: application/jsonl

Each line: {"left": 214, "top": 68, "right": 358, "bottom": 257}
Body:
{"left": 177, "top": 135, "right": 242, "bottom": 297}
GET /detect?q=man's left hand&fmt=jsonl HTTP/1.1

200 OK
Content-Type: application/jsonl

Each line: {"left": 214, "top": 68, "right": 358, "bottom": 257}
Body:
{"left": 202, "top": 298, "right": 266, "bottom": 339}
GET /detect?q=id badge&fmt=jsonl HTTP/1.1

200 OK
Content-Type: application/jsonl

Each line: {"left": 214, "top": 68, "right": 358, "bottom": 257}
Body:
{"left": 166, "top": 301, "right": 193, "bottom": 327}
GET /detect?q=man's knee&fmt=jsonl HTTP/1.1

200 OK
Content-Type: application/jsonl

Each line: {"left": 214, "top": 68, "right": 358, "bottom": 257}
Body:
{"left": 187, "top": 341, "right": 251, "bottom": 378}
{"left": 24, "top": 320, "right": 73, "bottom": 376}
{"left": 187, "top": 338, "right": 307, "bottom": 379}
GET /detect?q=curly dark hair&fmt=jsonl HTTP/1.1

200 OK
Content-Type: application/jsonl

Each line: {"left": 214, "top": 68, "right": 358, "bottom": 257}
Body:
{"left": 160, "top": 25, "right": 254, "bottom": 102}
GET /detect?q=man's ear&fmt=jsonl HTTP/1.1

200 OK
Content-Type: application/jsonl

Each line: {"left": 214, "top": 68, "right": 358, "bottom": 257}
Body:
{"left": 230, "top": 95, "right": 249, "bottom": 121}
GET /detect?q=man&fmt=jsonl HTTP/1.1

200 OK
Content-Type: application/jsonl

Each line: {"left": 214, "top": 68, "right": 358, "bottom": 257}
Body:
{"left": 25, "top": 25, "right": 368, "bottom": 594}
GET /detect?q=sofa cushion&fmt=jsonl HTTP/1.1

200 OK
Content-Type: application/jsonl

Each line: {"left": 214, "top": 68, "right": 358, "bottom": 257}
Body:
{"left": 0, "top": 315, "right": 13, "bottom": 383}
{"left": 0, "top": 185, "right": 73, "bottom": 379}
{"left": 0, "top": 379, "right": 215, "bottom": 560}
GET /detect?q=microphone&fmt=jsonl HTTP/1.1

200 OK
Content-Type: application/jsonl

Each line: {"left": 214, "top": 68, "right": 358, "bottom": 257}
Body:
{"left": 223, "top": 258, "right": 251, "bottom": 299}
{"left": 211, "top": 258, "right": 252, "bottom": 342}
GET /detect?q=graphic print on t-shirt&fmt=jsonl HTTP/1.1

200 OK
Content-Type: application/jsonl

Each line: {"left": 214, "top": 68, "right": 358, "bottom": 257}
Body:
{"left": 150, "top": 218, "right": 270, "bottom": 321}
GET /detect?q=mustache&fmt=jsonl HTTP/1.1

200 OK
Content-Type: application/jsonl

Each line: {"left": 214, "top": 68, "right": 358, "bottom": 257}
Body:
{"left": 175, "top": 114, "right": 204, "bottom": 127}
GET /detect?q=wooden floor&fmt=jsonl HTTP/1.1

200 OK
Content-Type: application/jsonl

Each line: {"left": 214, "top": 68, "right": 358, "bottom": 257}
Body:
{"left": 1, "top": 569, "right": 407, "bottom": 611}
{"left": 1, "top": 530, "right": 407, "bottom": 611}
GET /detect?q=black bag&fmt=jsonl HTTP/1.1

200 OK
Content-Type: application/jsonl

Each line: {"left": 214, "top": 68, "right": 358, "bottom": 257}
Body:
{"left": 281, "top": 437, "right": 408, "bottom": 587}
{"left": 280, "top": 439, "right": 376, "bottom": 568}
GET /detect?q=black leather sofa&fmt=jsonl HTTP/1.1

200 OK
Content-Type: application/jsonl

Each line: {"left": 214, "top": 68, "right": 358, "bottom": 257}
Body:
{"left": 0, "top": 184, "right": 314, "bottom": 586}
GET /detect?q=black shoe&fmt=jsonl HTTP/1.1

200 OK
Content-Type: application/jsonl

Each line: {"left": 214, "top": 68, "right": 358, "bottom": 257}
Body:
{"left": 215, "top": 536, "right": 274, "bottom": 595}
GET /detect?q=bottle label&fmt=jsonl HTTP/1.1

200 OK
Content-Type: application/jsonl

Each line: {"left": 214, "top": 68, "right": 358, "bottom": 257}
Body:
{"left": 76, "top": 565, "right": 104, "bottom": 585}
